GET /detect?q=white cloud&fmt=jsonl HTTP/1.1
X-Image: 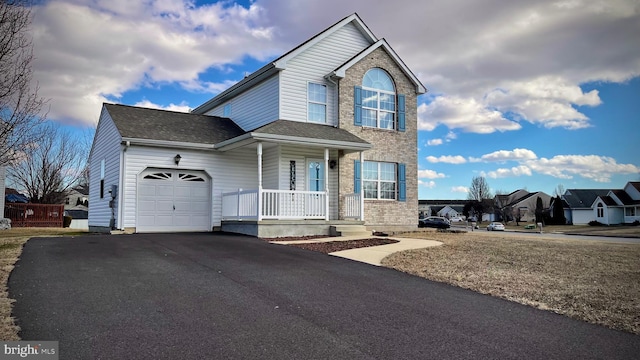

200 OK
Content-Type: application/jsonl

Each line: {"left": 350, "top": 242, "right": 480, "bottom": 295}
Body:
{"left": 426, "top": 139, "right": 443, "bottom": 146}
{"left": 133, "top": 100, "right": 191, "bottom": 113}
{"left": 471, "top": 148, "right": 639, "bottom": 182}
{"left": 418, "top": 169, "right": 446, "bottom": 179}
{"left": 451, "top": 186, "right": 469, "bottom": 193}
{"left": 480, "top": 148, "right": 538, "bottom": 162}
{"left": 484, "top": 166, "right": 533, "bottom": 178}
{"left": 525, "top": 155, "right": 640, "bottom": 182}
{"left": 419, "top": 180, "right": 436, "bottom": 188}
{"left": 426, "top": 155, "right": 467, "bottom": 164}
{"left": 419, "top": 96, "right": 522, "bottom": 133}
{"left": 31, "top": 0, "right": 283, "bottom": 125}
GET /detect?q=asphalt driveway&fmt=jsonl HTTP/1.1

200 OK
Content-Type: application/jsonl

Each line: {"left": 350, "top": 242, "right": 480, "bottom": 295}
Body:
{"left": 9, "top": 233, "right": 640, "bottom": 359}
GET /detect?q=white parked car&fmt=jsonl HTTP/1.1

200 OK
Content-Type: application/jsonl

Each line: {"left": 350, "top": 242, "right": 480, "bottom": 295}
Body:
{"left": 449, "top": 216, "right": 465, "bottom": 222}
{"left": 486, "top": 222, "right": 505, "bottom": 231}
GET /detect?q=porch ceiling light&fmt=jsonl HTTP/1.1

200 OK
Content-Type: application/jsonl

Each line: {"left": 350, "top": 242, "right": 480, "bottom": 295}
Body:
{"left": 174, "top": 154, "right": 182, "bottom": 165}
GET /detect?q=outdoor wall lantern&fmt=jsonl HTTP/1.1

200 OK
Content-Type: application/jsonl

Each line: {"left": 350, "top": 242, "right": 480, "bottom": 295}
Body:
{"left": 329, "top": 160, "right": 337, "bottom": 169}
{"left": 174, "top": 154, "right": 182, "bottom": 165}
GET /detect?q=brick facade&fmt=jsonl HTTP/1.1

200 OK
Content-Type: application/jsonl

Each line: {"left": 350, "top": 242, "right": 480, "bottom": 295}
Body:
{"left": 337, "top": 47, "right": 418, "bottom": 231}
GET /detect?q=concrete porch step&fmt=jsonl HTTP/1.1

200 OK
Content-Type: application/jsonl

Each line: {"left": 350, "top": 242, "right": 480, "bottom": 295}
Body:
{"left": 330, "top": 225, "right": 371, "bottom": 238}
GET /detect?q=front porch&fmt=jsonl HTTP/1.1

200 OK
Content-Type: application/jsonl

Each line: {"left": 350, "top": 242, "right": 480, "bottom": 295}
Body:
{"left": 213, "top": 121, "right": 372, "bottom": 237}
{"left": 221, "top": 188, "right": 364, "bottom": 237}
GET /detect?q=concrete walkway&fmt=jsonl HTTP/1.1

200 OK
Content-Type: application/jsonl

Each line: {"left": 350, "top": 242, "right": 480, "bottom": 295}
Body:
{"left": 273, "top": 236, "right": 442, "bottom": 266}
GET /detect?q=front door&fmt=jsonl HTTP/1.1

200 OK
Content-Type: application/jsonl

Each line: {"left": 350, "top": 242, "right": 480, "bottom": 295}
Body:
{"left": 307, "top": 159, "right": 325, "bottom": 191}
{"left": 306, "top": 159, "right": 325, "bottom": 217}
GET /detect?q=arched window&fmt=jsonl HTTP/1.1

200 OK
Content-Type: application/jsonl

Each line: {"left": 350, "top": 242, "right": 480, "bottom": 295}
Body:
{"left": 353, "top": 68, "right": 405, "bottom": 131}
{"left": 361, "top": 68, "right": 396, "bottom": 129}
{"left": 597, "top": 203, "right": 604, "bottom": 218}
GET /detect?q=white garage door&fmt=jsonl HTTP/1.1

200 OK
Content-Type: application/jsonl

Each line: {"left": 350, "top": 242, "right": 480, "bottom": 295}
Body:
{"left": 137, "top": 169, "right": 211, "bottom": 232}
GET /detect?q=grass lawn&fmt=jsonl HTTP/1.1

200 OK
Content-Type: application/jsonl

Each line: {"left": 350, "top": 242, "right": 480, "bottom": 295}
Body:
{"left": 383, "top": 229, "right": 640, "bottom": 335}
{"left": 0, "top": 228, "right": 87, "bottom": 340}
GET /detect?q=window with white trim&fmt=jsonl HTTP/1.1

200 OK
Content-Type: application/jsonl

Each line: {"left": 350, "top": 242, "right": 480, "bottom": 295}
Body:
{"left": 363, "top": 161, "right": 396, "bottom": 200}
{"left": 307, "top": 82, "right": 327, "bottom": 123}
{"left": 597, "top": 203, "right": 604, "bottom": 217}
{"left": 362, "top": 68, "right": 395, "bottom": 129}
{"left": 223, "top": 103, "right": 231, "bottom": 117}
{"left": 625, "top": 207, "right": 636, "bottom": 216}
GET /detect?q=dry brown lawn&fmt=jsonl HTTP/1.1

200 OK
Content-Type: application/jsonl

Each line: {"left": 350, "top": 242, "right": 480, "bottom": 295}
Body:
{"left": 0, "top": 228, "right": 86, "bottom": 340}
{"left": 383, "top": 229, "right": 640, "bottom": 335}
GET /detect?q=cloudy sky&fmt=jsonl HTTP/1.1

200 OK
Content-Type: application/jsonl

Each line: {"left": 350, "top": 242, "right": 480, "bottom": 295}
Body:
{"left": 29, "top": 0, "right": 640, "bottom": 199}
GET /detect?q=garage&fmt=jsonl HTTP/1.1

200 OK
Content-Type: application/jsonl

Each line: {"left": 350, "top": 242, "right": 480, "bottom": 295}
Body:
{"left": 137, "top": 168, "right": 211, "bottom": 232}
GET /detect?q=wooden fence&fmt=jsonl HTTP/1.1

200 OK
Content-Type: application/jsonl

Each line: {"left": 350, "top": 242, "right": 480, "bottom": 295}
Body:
{"left": 4, "top": 203, "right": 64, "bottom": 228}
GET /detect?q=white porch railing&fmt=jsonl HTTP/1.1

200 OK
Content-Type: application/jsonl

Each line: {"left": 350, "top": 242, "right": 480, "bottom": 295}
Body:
{"left": 222, "top": 189, "right": 328, "bottom": 220}
{"left": 344, "top": 193, "right": 361, "bottom": 219}
{"left": 221, "top": 189, "right": 259, "bottom": 220}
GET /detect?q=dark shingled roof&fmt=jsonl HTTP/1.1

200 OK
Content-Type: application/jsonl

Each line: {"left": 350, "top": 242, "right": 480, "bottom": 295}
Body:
{"left": 251, "top": 120, "right": 370, "bottom": 145}
{"left": 563, "top": 189, "right": 610, "bottom": 208}
{"left": 611, "top": 189, "right": 640, "bottom": 205}
{"left": 105, "top": 103, "right": 245, "bottom": 144}
{"left": 600, "top": 196, "right": 618, "bottom": 206}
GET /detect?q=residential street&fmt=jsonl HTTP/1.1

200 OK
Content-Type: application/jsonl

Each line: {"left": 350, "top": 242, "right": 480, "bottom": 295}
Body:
{"left": 9, "top": 233, "right": 640, "bottom": 359}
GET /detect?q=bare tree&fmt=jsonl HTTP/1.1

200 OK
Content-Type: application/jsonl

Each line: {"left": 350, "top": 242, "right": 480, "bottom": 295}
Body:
{"left": 467, "top": 176, "right": 493, "bottom": 202}
{"left": 554, "top": 184, "right": 566, "bottom": 197}
{"left": 8, "top": 124, "right": 86, "bottom": 203}
{"left": 0, "top": 0, "right": 47, "bottom": 165}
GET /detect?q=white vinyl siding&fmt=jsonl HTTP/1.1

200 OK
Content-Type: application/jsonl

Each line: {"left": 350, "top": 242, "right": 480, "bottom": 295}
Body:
{"left": 121, "top": 146, "right": 257, "bottom": 229}
{"left": 205, "top": 75, "right": 279, "bottom": 131}
{"left": 280, "top": 23, "right": 372, "bottom": 125}
{"left": 262, "top": 146, "right": 280, "bottom": 189}
{"left": 88, "top": 109, "right": 122, "bottom": 228}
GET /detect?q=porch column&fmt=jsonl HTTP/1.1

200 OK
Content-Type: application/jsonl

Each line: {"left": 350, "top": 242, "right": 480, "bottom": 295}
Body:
{"left": 257, "top": 142, "right": 263, "bottom": 221}
{"left": 359, "top": 151, "right": 365, "bottom": 221}
{"left": 324, "top": 148, "right": 329, "bottom": 221}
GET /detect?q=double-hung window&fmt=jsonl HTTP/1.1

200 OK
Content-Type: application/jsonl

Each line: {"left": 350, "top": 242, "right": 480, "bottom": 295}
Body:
{"left": 308, "top": 83, "right": 327, "bottom": 123}
{"left": 354, "top": 160, "right": 406, "bottom": 201}
{"left": 363, "top": 161, "right": 397, "bottom": 200}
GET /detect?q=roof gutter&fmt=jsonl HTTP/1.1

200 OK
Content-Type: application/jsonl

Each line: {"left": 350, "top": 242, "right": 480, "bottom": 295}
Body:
{"left": 214, "top": 132, "right": 372, "bottom": 152}
{"left": 121, "top": 138, "right": 216, "bottom": 150}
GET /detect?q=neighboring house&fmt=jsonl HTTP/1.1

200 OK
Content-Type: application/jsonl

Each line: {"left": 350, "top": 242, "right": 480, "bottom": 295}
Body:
{"left": 494, "top": 190, "right": 551, "bottom": 223}
{"left": 436, "top": 205, "right": 464, "bottom": 219}
{"left": 89, "top": 13, "right": 426, "bottom": 236}
{"left": 65, "top": 185, "right": 89, "bottom": 209}
{"left": 562, "top": 189, "right": 611, "bottom": 225}
{"left": 418, "top": 200, "right": 467, "bottom": 218}
{"left": 590, "top": 182, "right": 640, "bottom": 225}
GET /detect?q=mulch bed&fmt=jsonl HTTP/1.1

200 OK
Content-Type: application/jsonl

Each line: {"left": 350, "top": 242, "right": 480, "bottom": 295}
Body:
{"left": 285, "top": 238, "right": 399, "bottom": 254}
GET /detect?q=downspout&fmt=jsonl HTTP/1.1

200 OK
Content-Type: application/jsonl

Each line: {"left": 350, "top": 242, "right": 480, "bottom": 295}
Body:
{"left": 360, "top": 151, "right": 365, "bottom": 222}
{"left": 118, "top": 141, "right": 130, "bottom": 230}
{"left": 324, "top": 75, "right": 339, "bottom": 127}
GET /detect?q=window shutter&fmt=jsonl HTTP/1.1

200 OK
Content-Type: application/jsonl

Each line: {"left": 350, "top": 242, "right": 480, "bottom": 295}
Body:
{"left": 354, "top": 86, "right": 362, "bottom": 126}
{"left": 398, "top": 163, "right": 406, "bottom": 202}
{"left": 397, "top": 94, "right": 406, "bottom": 132}
{"left": 354, "top": 160, "right": 361, "bottom": 193}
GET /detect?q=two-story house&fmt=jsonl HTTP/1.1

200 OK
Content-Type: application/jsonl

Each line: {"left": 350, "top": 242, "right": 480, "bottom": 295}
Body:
{"left": 88, "top": 13, "right": 426, "bottom": 236}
